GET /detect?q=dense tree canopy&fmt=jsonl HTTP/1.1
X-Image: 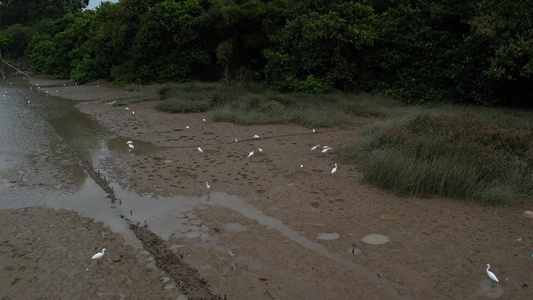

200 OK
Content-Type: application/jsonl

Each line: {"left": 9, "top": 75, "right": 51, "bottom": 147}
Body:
{"left": 1, "top": 0, "right": 532, "bottom": 106}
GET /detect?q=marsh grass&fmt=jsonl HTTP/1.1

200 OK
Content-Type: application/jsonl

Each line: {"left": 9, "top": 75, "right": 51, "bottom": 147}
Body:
{"left": 338, "top": 105, "right": 533, "bottom": 205}
{"left": 148, "top": 82, "right": 395, "bottom": 127}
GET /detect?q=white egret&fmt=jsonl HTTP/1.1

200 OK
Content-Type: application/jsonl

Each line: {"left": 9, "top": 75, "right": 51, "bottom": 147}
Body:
{"left": 253, "top": 135, "right": 260, "bottom": 139}
{"left": 248, "top": 151, "right": 254, "bottom": 157}
{"left": 202, "top": 118, "right": 206, "bottom": 122}
{"left": 206, "top": 181, "right": 211, "bottom": 190}
{"left": 313, "top": 129, "right": 316, "bottom": 133}
{"left": 186, "top": 125, "right": 190, "bottom": 129}
{"left": 92, "top": 248, "right": 106, "bottom": 260}
{"left": 322, "top": 148, "right": 331, "bottom": 153}
{"left": 258, "top": 148, "right": 263, "bottom": 153}
{"left": 198, "top": 147, "right": 204, "bottom": 153}
{"left": 331, "top": 163, "right": 338, "bottom": 175}
{"left": 486, "top": 264, "right": 499, "bottom": 288}
{"left": 300, "top": 164, "right": 304, "bottom": 168}
{"left": 311, "top": 144, "right": 320, "bottom": 151}
{"left": 128, "top": 143, "right": 134, "bottom": 149}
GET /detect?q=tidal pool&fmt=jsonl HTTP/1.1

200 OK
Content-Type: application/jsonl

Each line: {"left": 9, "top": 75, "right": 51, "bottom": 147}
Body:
{"left": 362, "top": 234, "right": 390, "bottom": 245}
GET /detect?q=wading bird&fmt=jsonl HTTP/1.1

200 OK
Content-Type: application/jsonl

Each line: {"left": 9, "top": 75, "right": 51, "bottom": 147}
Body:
{"left": 311, "top": 144, "right": 320, "bottom": 151}
{"left": 486, "top": 264, "right": 499, "bottom": 288}
{"left": 206, "top": 181, "right": 211, "bottom": 191}
{"left": 92, "top": 248, "right": 106, "bottom": 260}
{"left": 253, "top": 135, "right": 260, "bottom": 139}
{"left": 248, "top": 151, "right": 254, "bottom": 158}
{"left": 331, "top": 163, "right": 338, "bottom": 175}
{"left": 198, "top": 147, "right": 204, "bottom": 153}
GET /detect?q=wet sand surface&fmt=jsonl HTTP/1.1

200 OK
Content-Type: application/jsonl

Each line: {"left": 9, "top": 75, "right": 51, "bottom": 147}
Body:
{"left": 2, "top": 78, "right": 532, "bottom": 299}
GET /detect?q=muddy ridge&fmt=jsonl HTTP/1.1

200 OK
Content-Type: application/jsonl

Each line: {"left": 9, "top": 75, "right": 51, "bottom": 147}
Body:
{"left": 129, "top": 221, "right": 222, "bottom": 300}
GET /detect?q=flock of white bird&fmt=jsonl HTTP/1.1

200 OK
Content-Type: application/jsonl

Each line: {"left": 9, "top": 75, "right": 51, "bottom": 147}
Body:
{"left": 102, "top": 113, "right": 503, "bottom": 290}
{"left": 4, "top": 80, "right": 502, "bottom": 284}
{"left": 192, "top": 124, "right": 339, "bottom": 193}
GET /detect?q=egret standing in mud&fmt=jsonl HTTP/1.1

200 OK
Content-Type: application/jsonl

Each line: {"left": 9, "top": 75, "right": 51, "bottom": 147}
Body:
{"left": 331, "top": 163, "right": 338, "bottom": 175}
{"left": 206, "top": 181, "right": 211, "bottom": 193}
{"left": 92, "top": 248, "right": 106, "bottom": 261}
{"left": 311, "top": 144, "right": 320, "bottom": 151}
{"left": 127, "top": 141, "right": 134, "bottom": 149}
{"left": 248, "top": 151, "right": 254, "bottom": 158}
{"left": 198, "top": 147, "right": 204, "bottom": 153}
{"left": 486, "top": 264, "right": 499, "bottom": 288}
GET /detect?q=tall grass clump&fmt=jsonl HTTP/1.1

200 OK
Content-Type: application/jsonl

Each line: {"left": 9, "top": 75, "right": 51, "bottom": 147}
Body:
{"left": 147, "top": 81, "right": 403, "bottom": 127}
{"left": 339, "top": 111, "right": 533, "bottom": 206}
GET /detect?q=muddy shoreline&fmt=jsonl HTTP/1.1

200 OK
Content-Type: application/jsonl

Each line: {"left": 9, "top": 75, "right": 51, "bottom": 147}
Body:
{"left": 2, "top": 77, "right": 532, "bottom": 299}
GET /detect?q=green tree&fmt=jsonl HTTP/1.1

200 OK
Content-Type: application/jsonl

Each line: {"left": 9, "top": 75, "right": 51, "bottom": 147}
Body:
{"left": 28, "top": 12, "right": 96, "bottom": 79}
{"left": 0, "top": 0, "right": 88, "bottom": 27}
{"left": 129, "top": 0, "right": 209, "bottom": 83}
{"left": 265, "top": 0, "right": 376, "bottom": 92}
{"left": 199, "top": 0, "right": 289, "bottom": 81}
{"left": 0, "top": 24, "right": 35, "bottom": 58}
{"left": 458, "top": 0, "right": 533, "bottom": 105}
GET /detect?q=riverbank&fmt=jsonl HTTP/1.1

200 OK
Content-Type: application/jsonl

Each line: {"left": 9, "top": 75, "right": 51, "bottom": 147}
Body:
{"left": 4, "top": 76, "right": 532, "bottom": 299}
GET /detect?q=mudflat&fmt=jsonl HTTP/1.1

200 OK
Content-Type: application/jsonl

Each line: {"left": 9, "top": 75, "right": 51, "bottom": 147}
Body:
{"left": 2, "top": 77, "right": 531, "bottom": 299}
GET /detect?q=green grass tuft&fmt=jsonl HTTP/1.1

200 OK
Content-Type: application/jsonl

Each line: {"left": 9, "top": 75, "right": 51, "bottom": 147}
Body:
{"left": 338, "top": 108, "right": 533, "bottom": 206}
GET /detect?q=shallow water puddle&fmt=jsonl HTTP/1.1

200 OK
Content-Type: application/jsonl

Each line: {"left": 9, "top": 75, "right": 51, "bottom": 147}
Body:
{"left": 206, "top": 192, "right": 402, "bottom": 298}
{"left": 379, "top": 213, "right": 401, "bottom": 220}
{"left": 285, "top": 171, "right": 310, "bottom": 179}
{"left": 476, "top": 279, "right": 505, "bottom": 298}
{"left": 362, "top": 234, "right": 390, "bottom": 245}
{"left": 317, "top": 232, "right": 340, "bottom": 240}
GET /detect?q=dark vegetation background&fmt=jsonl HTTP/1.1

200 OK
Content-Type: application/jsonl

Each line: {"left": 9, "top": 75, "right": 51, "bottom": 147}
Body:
{"left": 1, "top": 0, "right": 531, "bottom": 106}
